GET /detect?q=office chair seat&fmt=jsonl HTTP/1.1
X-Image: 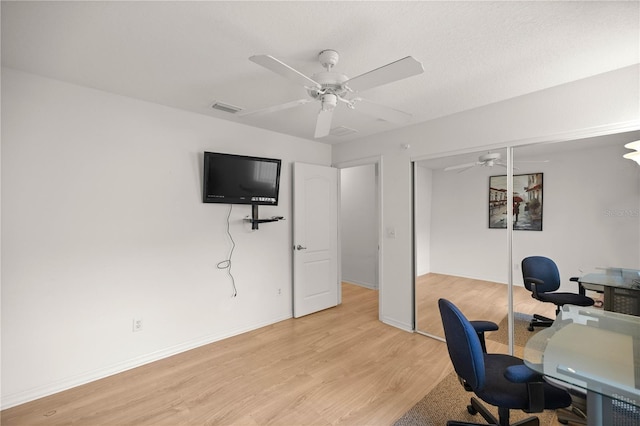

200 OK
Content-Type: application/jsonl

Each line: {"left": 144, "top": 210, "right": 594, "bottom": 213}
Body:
{"left": 535, "top": 291, "right": 594, "bottom": 307}
{"left": 478, "top": 353, "right": 568, "bottom": 411}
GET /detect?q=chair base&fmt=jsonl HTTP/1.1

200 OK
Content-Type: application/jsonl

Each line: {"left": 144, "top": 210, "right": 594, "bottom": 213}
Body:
{"left": 445, "top": 397, "right": 540, "bottom": 426}
{"left": 556, "top": 392, "right": 587, "bottom": 425}
{"left": 528, "top": 314, "right": 554, "bottom": 331}
{"left": 557, "top": 407, "right": 587, "bottom": 425}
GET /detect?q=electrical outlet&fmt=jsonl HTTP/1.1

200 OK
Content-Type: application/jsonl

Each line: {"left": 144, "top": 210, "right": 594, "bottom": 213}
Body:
{"left": 132, "top": 317, "right": 143, "bottom": 332}
{"left": 277, "top": 288, "right": 282, "bottom": 296}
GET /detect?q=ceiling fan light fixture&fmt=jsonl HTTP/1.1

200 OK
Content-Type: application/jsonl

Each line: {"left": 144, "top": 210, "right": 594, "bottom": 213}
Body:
{"left": 321, "top": 94, "right": 338, "bottom": 111}
{"left": 623, "top": 150, "right": 640, "bottom": 164}
{"left": 623, "top": 140, "right": 640, "bottom": 165}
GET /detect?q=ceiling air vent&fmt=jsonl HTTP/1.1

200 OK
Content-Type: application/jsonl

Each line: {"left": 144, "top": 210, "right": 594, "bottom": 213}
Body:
{"left": 329, "top": 126, "right": 358, "bottom": 137}
{"left": 210, "top": 101, "right": 242, "bottom": 114}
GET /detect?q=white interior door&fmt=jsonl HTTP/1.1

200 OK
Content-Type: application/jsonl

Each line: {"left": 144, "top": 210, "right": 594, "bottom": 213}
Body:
{"left": 293, "top": 162, "right": 339, "bottom": 318}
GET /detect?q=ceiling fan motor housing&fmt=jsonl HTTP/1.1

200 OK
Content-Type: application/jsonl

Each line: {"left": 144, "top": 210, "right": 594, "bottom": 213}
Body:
{"left": 480, "top": 152, "right": 502, "bottom": 163}
{"left": 308, "top": 71, "right": 349, "bottom": 99}
{"left": 307, "top": 49, "right": 350, "bottom": 100}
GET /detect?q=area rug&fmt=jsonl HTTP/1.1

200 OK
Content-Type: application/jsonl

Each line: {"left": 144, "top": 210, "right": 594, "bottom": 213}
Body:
{"left": 486, "top": 313, "right": 540, "bottom": 348}
{"left": 393, "top": 369, "right": 558, "bottom": 426}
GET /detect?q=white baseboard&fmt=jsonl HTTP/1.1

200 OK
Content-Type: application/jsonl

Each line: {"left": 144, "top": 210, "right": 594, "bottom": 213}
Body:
{"left": 380, "top": 316, "right": 413, "bottom": 332}
{"left": 1, "top": 313, "right": 292, "bottom": 410}
{"left": 342, "top": 279, "right": 377, "bottom": 290}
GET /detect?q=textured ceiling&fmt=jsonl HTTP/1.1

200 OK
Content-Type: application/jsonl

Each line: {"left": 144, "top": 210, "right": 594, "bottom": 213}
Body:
{"left": 2, "top": 1, "right": 638, "bottom": 144}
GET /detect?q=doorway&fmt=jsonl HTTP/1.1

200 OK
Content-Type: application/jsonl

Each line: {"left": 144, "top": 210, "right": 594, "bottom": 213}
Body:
{"left": 337, "top": 159, "right": 382, "bottom": 316}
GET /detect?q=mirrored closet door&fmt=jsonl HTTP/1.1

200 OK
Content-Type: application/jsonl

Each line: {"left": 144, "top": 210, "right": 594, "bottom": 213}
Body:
{"left": 414, "top": 147, "right": 510, "bottom": 343}
{"left": 414, "top": 128, "right": 640, "bottom": 353}
{"left": 511, "top": 130, "right": 640, "bottom": 339}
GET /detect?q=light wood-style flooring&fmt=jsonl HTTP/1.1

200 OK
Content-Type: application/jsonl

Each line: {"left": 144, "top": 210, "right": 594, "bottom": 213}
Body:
{"left": 415, "top": 273, "right": 557, "bottom": 339}
{"left": 2, "top": 279, "right": 564, "bottom": 426}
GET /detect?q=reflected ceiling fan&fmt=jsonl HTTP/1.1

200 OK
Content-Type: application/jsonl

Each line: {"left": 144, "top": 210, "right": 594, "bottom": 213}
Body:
{"left": 237, "top": 49, "right": 424, "bottom": 138}
{"left": 444, "top": 152, "right": 548, "bottom": 172}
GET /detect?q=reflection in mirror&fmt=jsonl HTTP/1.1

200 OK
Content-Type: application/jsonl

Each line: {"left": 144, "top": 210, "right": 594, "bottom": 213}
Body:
{"left": 414, "top": 129, "right": 640, "bottom": 356}
{"left": 512, "top": 130, "right": 640, "bottom": 344}
{"left": 414, "top": 147, "right": 510, "bottom": 351}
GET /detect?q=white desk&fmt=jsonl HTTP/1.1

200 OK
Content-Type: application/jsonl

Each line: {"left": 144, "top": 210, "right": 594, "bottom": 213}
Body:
{"left": 523, "top": 305, "right": 640, "bottom": 426}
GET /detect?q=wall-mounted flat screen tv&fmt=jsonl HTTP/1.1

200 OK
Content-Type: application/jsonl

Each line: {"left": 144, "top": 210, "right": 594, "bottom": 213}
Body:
{"left": 203, "top": 152, "right": 282, "bottom": 205}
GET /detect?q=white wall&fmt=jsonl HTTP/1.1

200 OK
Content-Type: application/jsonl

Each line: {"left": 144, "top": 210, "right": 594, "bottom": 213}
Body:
{"left": 423, "top": 141, "right": 639, "bottom": 287}
{"left": 428, "top": 160, "right": 509, "bottom": 283}
{"left": 1, "top": 68, "right": 331, "bottom": 408}
{"left": 333, "top": 65, "right": 640, "bottom": 331}
{"left": 512, "top": 141, "right": 640, "bottom": 279}
{"left": 340, "top": 164, "right": 377, "bottom": 289}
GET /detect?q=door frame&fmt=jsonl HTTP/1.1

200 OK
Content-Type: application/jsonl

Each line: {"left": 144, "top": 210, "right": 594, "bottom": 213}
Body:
{"left": 334, "top": 155, "right": 383, "bottom": 320}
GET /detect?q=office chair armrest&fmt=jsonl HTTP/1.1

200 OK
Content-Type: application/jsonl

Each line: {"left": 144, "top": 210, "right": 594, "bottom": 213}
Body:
{"left": 526, "top": 381, "right": 545, "bottom": 413}
{"left": 469, "top": 320, "right": 499, "bottom": 334}
{"left": 470, "top": 320, "right": 498, "bottom": 353}
{"left": 523, "top": 276, "right": 544, "bottom": 298}
{"left": 504, "top": 364, "right": 543, "bottom": 383}
{"left": 570, "top": 276, "right": 587, "bottom": 296}
{"left": 505, "top": 365, "right": 545, "bottom": 413}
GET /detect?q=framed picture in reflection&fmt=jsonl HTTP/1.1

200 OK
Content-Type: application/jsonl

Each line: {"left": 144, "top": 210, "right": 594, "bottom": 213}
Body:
{"left": 489, "top": 173, "right": 543, "bottom": 231}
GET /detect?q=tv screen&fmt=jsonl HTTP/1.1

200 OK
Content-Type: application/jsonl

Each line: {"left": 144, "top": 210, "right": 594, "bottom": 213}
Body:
{"left": 203, "top": 152, "right": 281, "bottom": 205}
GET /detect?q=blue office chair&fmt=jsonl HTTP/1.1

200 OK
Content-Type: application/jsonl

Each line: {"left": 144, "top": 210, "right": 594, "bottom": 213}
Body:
{"left": 438, "top": 298, "right": 572, "bottom": 426}
{"left": 521, "top": 256, "right": 594, "bottom": 331}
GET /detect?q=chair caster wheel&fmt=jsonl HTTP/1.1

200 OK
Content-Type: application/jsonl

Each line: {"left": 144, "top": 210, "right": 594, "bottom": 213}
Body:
{"left": 559, "top": 420, "right": 569, "bottom": 425}
{"left": 467, "top": 405, "right": 477, "bottom": 415}
{"left": 528, "top": 326, "right": 534, "bottom": 331}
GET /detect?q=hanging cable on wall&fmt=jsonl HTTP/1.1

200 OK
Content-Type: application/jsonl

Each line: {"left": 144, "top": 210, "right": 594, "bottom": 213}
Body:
{"left": 217, "top": 204, "right": 237, "bottom": 297}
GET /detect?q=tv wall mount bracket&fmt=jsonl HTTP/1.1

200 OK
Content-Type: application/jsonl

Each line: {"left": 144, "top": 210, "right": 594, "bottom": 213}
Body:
{"left": 244, "top": 205, "right": 284, "bottom": 230}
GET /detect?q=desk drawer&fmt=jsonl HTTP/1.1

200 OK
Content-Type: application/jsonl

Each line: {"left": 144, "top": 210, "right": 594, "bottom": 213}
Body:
{"left": 607, "top": 287, "right": 640, "bottom": 316}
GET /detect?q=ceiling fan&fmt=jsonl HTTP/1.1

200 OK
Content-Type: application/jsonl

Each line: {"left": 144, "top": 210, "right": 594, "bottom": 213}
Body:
{"left": 237, "top": 49, "right": 424, "bottom": 138}
{"left": 444, "top": 152, "right": 549, "bottom": 172}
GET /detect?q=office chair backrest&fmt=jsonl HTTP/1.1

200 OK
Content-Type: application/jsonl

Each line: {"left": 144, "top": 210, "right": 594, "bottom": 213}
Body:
{"left": 522, "top": 256, "right": 561, "bottom": 293}
{"left": 438, "top": 298, "right": 485, "bottom": 391}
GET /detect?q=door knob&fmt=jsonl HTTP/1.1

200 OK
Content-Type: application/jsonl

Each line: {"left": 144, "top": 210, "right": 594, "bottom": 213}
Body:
{"left": 295, "top": 245, "right": 307, "bottom": 251}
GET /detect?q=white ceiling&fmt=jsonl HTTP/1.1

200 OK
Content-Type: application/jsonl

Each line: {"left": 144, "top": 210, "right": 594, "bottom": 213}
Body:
{"left": 2, "top": 1, "right": 638, "bottom": 144}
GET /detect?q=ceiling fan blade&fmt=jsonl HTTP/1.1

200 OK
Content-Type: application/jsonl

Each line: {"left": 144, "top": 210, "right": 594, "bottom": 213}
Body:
{"left": 314, "top": 108, "right": 334, "bottom": 138}
{"left": 249, "top": 55, "right": 321, "bottom": 90}
{"left": 444, "top": 162, "right": 479, "bottom": 172}
{"left": 494, "top": 161, "right": 519, "bottom": 170}
{"left": 456, "top": 166, "right": 476, "bottom": 174}
{"left": 352, "top": 98, "right": 412, "bottom": 124}
{"left": 344, "top": 56, "right": 424, "bottom": 93}
{"left": 236, "top": 99, "right": 312, "bottom": 117}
